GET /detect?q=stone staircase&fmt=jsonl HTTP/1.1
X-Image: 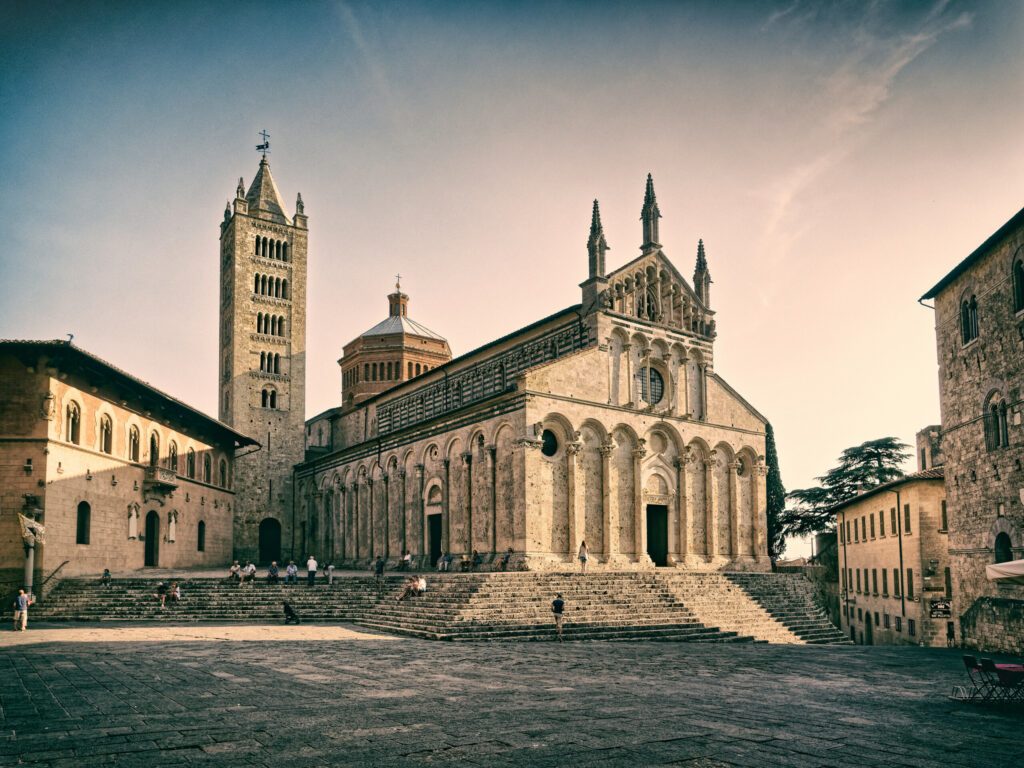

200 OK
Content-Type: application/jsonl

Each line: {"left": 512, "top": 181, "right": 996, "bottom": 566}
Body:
{"left": 724, "top": 572, "right": 852, "bottom": 644}
{"left": 33, "top": 571, "right": 849, "bottom": 644}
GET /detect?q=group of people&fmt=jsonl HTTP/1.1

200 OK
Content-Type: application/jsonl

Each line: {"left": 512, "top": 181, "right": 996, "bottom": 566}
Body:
{"left": 226, "top": 557, "right": 336, "bottom": 586}
{"left": 152, "top": 581, "right": 181, "bottom": 608}
{"left": 396, "top": 574, "right": 428, "bottom": 601}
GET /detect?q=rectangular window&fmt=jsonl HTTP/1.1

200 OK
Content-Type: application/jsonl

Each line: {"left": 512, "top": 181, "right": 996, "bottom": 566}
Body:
{"left": 891, "top": 507, "right": 897, "bottom": 533}
{"left": 908, "top": 619, "right": 916, "bottom": 637}
{"left": 840, "top": 523, "right": 845, "bottom": 544}
{"left": 854, "top": 522, "right": 859, "bottom": 543}
{"left": 941, "top": 501, "right": 948, "bottom": 531}
{"left": 872, "top": 569, "right": 878, "bottom": 594}
{"left": 874, "top": 612, "right": 880, "bottom": 627}
{"left": 944, "top": 567, "right": 952, "bottom": 598}
{"left": 858, "top": 608, "right": 863, "bottom": 622}
{"left": 879, "top": 510, "right": 885, "bottom": 537}
{"left": 883, "top": 613, "right": 891, "bottom": 629}
{"left": 848, "top": 568, "right": 853, "bottom": 593}
{"left": 920, "top": 448, "right": 927, "bottom": 469}
{"left": 895, "top": 616, "right": 902, "bottom": 632}
{"left": 893, "top": 568, "right": 900, "bottom": 597}
{"left": 841, "top": 569, "right": 847, "bottom": 591}
{"left": 846, "top": 521, "right": 851, "bottom": 543}
{"left": 904, "top": 504, "right": 912, "bottom": 534}
{"left": 861, "top": 517, "right": 867, "bottom": 540}
{"left": 870, "top": 516, "right": 875, "bottom": 538}
{"left": 882, "top": 569, "right": 888, "bottom": 596}
{"left": 906, "top": 568, "right": 915, "bottom": 599}
{"left": 856, "top": 570, "right": 861, "bottom": 593}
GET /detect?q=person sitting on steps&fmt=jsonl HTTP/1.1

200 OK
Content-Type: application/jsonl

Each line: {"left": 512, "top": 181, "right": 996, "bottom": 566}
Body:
{"left": 227, "top": 561, "right": 241, "bottom": 582}
{"left": 267, "top": 561, "right": 280, "bottom": 584}
{"left": 396, "top": 575, "right": 419, "bottom": 602}
{"left": 283, "top": 601, "right": 300, "bottom": 625}
{"left": 500, "top": 548, "right": 513, "bottom": 571}
{"left": 100, "top": 568, "right": 112, "bottom": 588}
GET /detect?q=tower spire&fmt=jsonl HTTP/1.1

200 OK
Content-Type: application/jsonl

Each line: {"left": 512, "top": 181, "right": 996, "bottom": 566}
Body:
{"left": 640, "top": 173, "right": 662, "bottom": 253}
{"left": 587, "top": 199, "right": 609, "bottom": 278}
{"left": 694, "top": 238, "right": 712, "bottom": 306}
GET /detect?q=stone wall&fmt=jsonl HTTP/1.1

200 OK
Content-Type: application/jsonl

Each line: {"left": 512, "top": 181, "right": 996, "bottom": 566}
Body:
{"left": 959, "top": 596, "right": 1024, "bottom": 655}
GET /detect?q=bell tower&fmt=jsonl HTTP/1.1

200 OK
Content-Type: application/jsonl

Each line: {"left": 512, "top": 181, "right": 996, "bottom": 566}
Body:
{"left": 218, "top": 146, "right": 308, "bottom": 564}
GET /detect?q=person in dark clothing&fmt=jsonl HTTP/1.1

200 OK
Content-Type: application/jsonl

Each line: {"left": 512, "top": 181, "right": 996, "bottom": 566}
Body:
{"left": 500, "top": 548, "right": 513, "bottom": 571}
{"left": 283, "top": 601, "right": 300, "bottom": 625}
{"left": 373, "top": 556, "right": 386, "bottom": 595}
{"left": 552, "top": 593, "right": 565, "bottom": 641}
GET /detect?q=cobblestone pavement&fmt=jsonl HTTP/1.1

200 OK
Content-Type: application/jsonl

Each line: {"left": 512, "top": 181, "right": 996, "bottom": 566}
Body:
{"left": 0, "top": 627, "right": 1021, "bottom": 767}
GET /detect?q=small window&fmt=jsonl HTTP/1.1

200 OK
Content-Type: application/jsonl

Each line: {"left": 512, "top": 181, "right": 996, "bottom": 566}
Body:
{"left": 203, "top": 454, "right": 212, "bottom": 484}
{"left": 874, "top": 612, "right": 879, "bottom": 627}
{"left": 878, "top": 509, "right": 885, "bottom": 537}
{"left": 65, "top": 402, "right": 81, "bottom": 444}
{"left": 895, "top": 616, "right": 902, "bottom": 632}
{"left": 840, "top": 523, "right": 845, "bottom": 545}
{"left": 269, "top": 390, "right": 277, "bottom": 409}
{"left": 149, "top": 433, "right": 160, "bottom": 467}
{"left": 856, "top": 570, "right": 861, "bottom": 593}
{"left": 408, "top": 362, "right": 413, "bottom": 378}
{"left": 861, "top": 517, "right": 866, "bottom": 540}
{"left": 76, "top": 501, "right": 91, "bottom": 545}
{"left": 906, "top": 568, "right": 915, "bottom": 599}
{"left": 219, "top": 459, "right": 228, "bottom": 488}
{"left": 944, "top": 566, "right": 952, "bottom": 598}
{"left": 635, "top": 366, "right": 664, "bottom": 406}
{"left": 541, "top": 429, "right": 558, "bottom": 457}
{"left": 99, "top": 414, "right": 113, "bottom": 454}
{"left": 908, "top": 618, "right": 916, "bottom": 637}
{"left": 883, "top": 613, "right": 890, "bottom": 629}
{"left": 870, "top": 516, "right": 875, "bottom": 538}
{"left": 882, "top": 569, "right": 888, "bottom": 595}
{"left": 187, "top": 448, "right": 196, "bottom": 479}
{"left": 128, "top": 426, "right": 140, "bottom": 462}
{"left": 904, "top": 504, "right": 911, "bottom": 534}
{"left": 893, "top": 567, "right": 900, "bottom": 597}
{"left": 994, "top": 532, "right": 1013, "bottom": 563}
{"left": 197, "top": 520, "right": 206, "bottom": 552}
{"left": 960, "top": 295, "right": 979, "bottom": 344}
{"left": 872, "top": 569, "right": 878, "bottom": 594}
{"left": 940, "top": 501, "right": 948, "bottom": 530}
{"left": 168, "top": 441, "right": 178, "bottom": 472}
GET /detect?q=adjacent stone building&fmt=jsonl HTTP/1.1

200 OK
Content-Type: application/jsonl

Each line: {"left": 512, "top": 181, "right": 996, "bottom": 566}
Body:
{"left": 218, "top": 156, "right": 309, "bottom": 565}
{"left": 0, "top": 340, "right": 256, "bottom": 594}
{"left": 834, "top": 441, "right": 950, "bottom": 646}
{"left": 921, "top": 206, "right": 1024, "bottom": 654}
{"left": 295, "top": 177, "right": 771, "bottom": 572}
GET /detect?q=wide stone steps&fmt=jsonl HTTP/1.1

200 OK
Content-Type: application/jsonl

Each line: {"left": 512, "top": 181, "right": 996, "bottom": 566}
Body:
{"left": 724, "top": 574, "right": 851, "bottom": 644}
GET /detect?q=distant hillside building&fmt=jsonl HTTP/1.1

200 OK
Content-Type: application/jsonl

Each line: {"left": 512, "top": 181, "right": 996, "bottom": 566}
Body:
{"left": 296, "top": 177, "right": 771, "bottom": 572}
{"left": 921, "top": 206, "right": 1024, "bottom": 654}
{"left": 0, "top": 341, "right": 256, "bottom": 594}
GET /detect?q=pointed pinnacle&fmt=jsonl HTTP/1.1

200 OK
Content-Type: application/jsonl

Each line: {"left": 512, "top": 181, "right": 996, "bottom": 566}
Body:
{"left": 696, "top": 239, "right": 707, "bottom": 270}
{"left": 644, "top": 173, "right": 656, "bottom": 205}
{"left": 590, "top": 199, "right": 603, "bottom": 235}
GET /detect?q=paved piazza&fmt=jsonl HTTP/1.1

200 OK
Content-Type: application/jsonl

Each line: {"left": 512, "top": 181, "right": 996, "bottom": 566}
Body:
{"left": 0, "top": 627, "right": 1021, "bottom": 767}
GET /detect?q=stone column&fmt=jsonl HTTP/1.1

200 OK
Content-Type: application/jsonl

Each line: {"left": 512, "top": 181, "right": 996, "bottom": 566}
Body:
{"left": 566, "top": 439, "right": 582, "bottom": 559}
{"left": 442, "top": 459, "right": 451, "bottom": 553}
{"left": 679, "top": 352, "right": 689, "bottom": 416}
{"left": 623, "top": 343, "right": 634, "bottom": 407}
{"left": 367, "top": 478, "right": 375, "bottom": 558}
{"left": 398, "top": 468, "right": 407, "bottom": 557}
{"left": 606, "top": 338, "right": 615, "bottom": 405}
{"left": 339, "top": 486, "right": 348, "bottom": 562}
{"left": 674, "top": 450, "right": 691, "bottom": 562}
{"left": 707, "top": 450, "right": 718, "bottom": 557}
{"left": 729, "top": 460, "right": 741, "bottom": 558}
{"left": 633, "top": 441, "right": 647, "bottom": 561}
{"left": 462, "top": 452, "right": 473, "bottom": 555}
{"left": 382, "top": 473, "right": 391, "bottom": 559}
{"left": 600, "top": 441, "right": 614, "bottom": 559}
{"left": 353, "top": 481, "right": 361, "bottom": 561}
{"left": 754, "top": 460, "right": 767, "bottom": 559}
{"left": 487, "top": 445, "right": 497, "bottom": 553}
{"left": 700, "top": 363, "right": 709, "bottom": 420}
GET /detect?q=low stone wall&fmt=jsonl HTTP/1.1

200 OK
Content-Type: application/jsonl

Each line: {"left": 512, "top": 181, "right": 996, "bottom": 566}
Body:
{"left": 959, "top": 596, "right": 1024, "bottom": 655}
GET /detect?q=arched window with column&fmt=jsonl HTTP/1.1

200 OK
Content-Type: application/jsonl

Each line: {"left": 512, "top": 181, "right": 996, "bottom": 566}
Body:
{"left": 128, "top": 425, "right": 140, "bottom": 462}
{"left": 269, "top": 390, "right": 277, "bottom": 409}
{"left": 282, "top": 242, "right": 288, "bottom": 262}
{"left": 65, "top": 401, "right": 81, "bottom": 445}
{"left": 203, "top": 454, "right": 212, "bottom": 484}
{"left": 99, "top": 414, "right": 113, "bottom": 454}
{"left": 960, "top": 295, "right": 979, "bottom": 344}
{"left": 984, "top": 393, "right": 1010, "bottom": 451}
{"left": 168, "top": 441, "right": 178, "bottom": 472}
{"left": 149, "top": 432, "right": 160, "bottom": 467}
{"left": 274, "top": 353, "right": 280, "bottom": 374}
{"left": 257, "top": 312, "right": 264, "bottom": 334}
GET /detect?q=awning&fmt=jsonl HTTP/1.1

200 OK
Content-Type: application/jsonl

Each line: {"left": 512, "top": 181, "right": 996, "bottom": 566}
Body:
{"left": 986, "top": 559, "right": 1024, "bottom": 585}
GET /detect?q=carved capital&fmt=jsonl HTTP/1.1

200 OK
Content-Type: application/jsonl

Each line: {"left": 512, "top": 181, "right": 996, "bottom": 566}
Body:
{"left": 397, "top": 468, "right": 406, "bottom": 479}
{"left": 414, "top": 464, "right": 425, "bottom": 477}
{"left": 566, "top": 441, "right": 582, "bottom": 457}
{"left": 461, "top": 451, "right": 472, "bottom": 465}
{"left": 442, "top": 458, "right": 451, "bottom": 469}
{"left": 599, "top": 442, "right": 615, "bottom": 458}
{"left": 632, "top": 447, "right": 647, "bottom": 460}
{"left": 487, "top": 444, "right": 497, "bottom": 457}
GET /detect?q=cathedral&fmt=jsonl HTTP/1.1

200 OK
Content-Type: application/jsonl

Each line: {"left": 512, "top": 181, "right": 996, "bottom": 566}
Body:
{"left": 238, "top": 165, "right": 772, "bottom": 572}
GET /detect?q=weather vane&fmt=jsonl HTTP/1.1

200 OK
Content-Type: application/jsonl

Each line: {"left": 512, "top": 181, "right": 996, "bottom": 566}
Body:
{"left": 256, "top": 129, "right": 270, "bottom": 157}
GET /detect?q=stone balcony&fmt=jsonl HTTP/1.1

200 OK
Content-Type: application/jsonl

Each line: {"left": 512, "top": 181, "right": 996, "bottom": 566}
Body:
{"left": 143, "top": 466, "right": 178, "bottom": 493}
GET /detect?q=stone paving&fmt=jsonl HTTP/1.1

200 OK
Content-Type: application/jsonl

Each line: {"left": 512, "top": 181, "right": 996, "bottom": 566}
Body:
{"left": 0, "top": 625, "right": 1021, "bottom": 767}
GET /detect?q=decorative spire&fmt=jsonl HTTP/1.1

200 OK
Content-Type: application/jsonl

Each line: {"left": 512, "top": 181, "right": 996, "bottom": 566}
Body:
{"left": 640, "top": 173, "right": 662, "bottom": 253}
{"left": 587, "top": 199, "right": 610, "bottom": 279}
{"left": 296, "top": 192, "right": 304, "bottom": 216}
{"left": 388, "top": 278, "right": 409, "bottom": 317}
{"left": 224, "top": 201, "right": 231, "bottom": 222}
{"left": 694, "top": 238, "right": 712, "bottom": 306}
{"left": 236, "top": 177, "right": 245, "bottom": 199}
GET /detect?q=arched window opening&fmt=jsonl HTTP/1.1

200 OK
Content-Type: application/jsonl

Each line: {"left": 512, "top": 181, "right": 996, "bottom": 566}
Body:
{"left": 408, "top": 362, "right": 413, "bottom": 378}
{"left": 416, "top": 363, "right": 421, "bottom": 375}
{"left": 260, "top": 351, "right": 266, "bottom": 371}
{"left": 961, "top": 295, "right": 979, "bottom": 344}
{"left": 270, "top": 315, "right": 277, "bottom": 335}
{"left": 259, "top": 275, "right": 266, "bottom": 295}
{"left": 76, "top": 501, "right": 91, "bottom": 545}
{"left": 261, "top": 237, "right": 268, "bottom": 258}
{"left": 197, "top": 520, "right": 206, "bottom": 552}
{"left": 364, "top": 364, "right": 370, "bottom": 381}
{"left": 65, "top": 402, "right": 81, "bottom": 444}
{"left": 1014, "top": 258, "right": 1024, "bottom": 313}
{"left": 149, "top": 432, "right": 160, "bottom": 467}
{"left": 168, "top": 441, "right": 178, "bottom": 472}
{"left": 255, "top": 236, "right": 260, "bottom": 256}
{"left": 219, "top": 459, "right": 228, "bottom": 488}
{"left": 386, "top": 361, "right": 393, "bottom": 380}
{"left": 278, "top": 317, "right": 285, "bottom": 336}
{"left": 257, "top": 312, "right": 264, "bottom": 334}
{"left": 274, "top": 353, "right": 280, "bottom": 374}
{"left": 282, "top": 279, "right": 288, "bottom": 299}
{"left": 994, "top": 532, "right": 1013, "bottom": 564}
{"left": 262, "top": 389, "right": 269, "bottom": 408}
{"left": 254, "top": 274, "right": 260, "bottom": 294}
{"left": 203, "top": 454, "right": 212, "bottom": 484}
{"left": 282, "top": 242, "right": 288, "bottom": 262}
{"left": 372, "top": 364, "right": 378, "bottom": 382}
{"left": 99, "top": 414, "right": 113, "bottom": 454}
{"left": 269, "top": 390, "right": 277, "bottom": 409}
{"left": 128, "top": 425, "right": 140, "bottom": 462}
{"left": 276, "top": 277, "right": 283, "bottom": 298}
{"left": 985, "top": 396, "right": 1010, "bottom": 451}
{"left": 187, "top": 448, "right": 196, "bottom": 478}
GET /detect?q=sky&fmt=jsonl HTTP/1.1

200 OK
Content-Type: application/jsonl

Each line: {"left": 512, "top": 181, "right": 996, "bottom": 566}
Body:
{"left": 2, "top": 0, "right": 1022, "bottom": 557}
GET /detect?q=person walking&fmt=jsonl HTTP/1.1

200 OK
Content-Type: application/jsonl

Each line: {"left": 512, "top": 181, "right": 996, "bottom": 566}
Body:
{"left": 285, "top": 561, "right": 298, "bottom": 585}
{"left": 578, "top": 540, "right": 589, "bottom": 573}
{"left": 373, "top": 555, "right": 386, "bottom": 595}
{"left": 551, "top": 593, "right": 565, "bottom": 642}
{"left": 12, "top": 589, "right": 32, "bottom": 631}
{"left": 306, "top": 555, "right": 318, "bottom": 586}
{"left": 325, "top": 563, "right": 336, "bottom": 585}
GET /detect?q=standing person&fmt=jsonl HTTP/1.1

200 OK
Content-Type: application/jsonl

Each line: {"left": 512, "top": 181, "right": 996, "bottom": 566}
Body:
{"left": 267, "top": 561, "right": 280, "bottom": 584}
{"left": 578, "top": 540, "right": 589, "bottom": 573}
{"left": 437, "top": 552, "right": 448, "bottom": 573}
{"left": 306, "top": 555, "right": 318, "bottom": 586}
{"left": 325, "top": 563, "right": 335, "bottom": 585}
{"left": 373, "top": 555, "right": 386, "bottom": 595}
{"left": 12, "top": 589, "right": 33, "bottom": 631}
{"left": 471, "top": 550, "right": 483, "bottom": 571}
{"left": 551, "top": 593, "right": 565, "bottom": 642}
{"left": 285, "top": 561, "right": 298, "bottom": 585}
{"left": 500, "top": 548, "right": 513, "bottom": 571}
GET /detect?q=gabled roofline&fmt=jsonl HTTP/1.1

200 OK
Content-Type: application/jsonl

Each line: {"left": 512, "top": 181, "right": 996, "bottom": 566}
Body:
{"left": 710, "top": 372, "right": 767, "bottom": 426}
{"left": 826, "top": 467, "right": 945, "bottom": 516}
{"left": 606, "top": 249, "right": 711, "bottom": 314}
{"left": 921, "top": 205, "right": 1024, "bottom": 300}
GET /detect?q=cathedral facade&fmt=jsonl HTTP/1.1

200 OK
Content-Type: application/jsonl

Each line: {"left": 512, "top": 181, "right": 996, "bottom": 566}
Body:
{"left": 294, "top": 176, "right": 770, "bottom": 571}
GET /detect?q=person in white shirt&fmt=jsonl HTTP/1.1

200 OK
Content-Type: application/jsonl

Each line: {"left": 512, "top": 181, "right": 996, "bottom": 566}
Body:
{"left": 285, "top": 561, "right": 298, "bottom": 585}
{"left": 306, "top": 556, "right": 318, "bottom": 586}
{"left": 417, "top": 575, "right": 427, "bottom": 596}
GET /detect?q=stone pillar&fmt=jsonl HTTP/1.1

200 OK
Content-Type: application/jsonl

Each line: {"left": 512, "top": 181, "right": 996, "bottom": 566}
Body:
{"left": 415, "top": 464, "right": 425, "bottom": 556}
{"left": 674, "top": 451, "right": 691, "bottom": 562}
{"left": 679, "top": 352, "right": 689, "bottom": 416}
{"left": 707, "top": 450, "right": 718, "bottom": 557}
{"left": 367, "top": 478, "right": 375, "bottom": 558}
{"left": 623, "top": 343, "right": 634, "bottom": 407}
{"left": 382, "top": 473, "right": 391, "bottom": 559}
{"left": 700, "top": 363, "right": 709, "bottom": 420}
{"left": 729, "top": 460, "right": 741, "bottom": 558}
{"left": 442, "top": 459, "right": 451, "bottom": 554}
{"left": 606, "top": 338, "right": 615, "bottom": 405}
{"left": 566, "top": 439, "right": 582, "bottom": 559}
{"left": 398, "top": 468, "right": 407, "bottom": 557}
{"left": 600, "top": 441, "right": 614, "bottom": 559}
{"left": 487, "top": 445, "right": 497, "bottom": 553}
{"left": 339, "top": 486, "right": 348, "bottom": 562}
{"left": 633, "top": 441, "right": 647, "bottom": 561}
{"left": 754, "top": 460, "right": 767, "bottom": 559}
{"left": 462, "top": 452, "right": 473, "bottom": 555}
{"left": 353, "top": 481, "right": 361, "bottom": 561}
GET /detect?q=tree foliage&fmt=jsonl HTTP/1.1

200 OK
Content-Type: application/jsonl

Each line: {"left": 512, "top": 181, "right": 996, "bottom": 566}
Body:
{"left": 781, "top": 437, "right": 910, "bottom": 537}
{"left": 764, "top": 422, "right": 787, "bottom": 560}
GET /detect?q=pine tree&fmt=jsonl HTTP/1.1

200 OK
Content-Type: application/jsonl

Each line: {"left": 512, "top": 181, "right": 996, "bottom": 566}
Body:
{"left": 764, "top": 422, "right": 787, "bottom": 560}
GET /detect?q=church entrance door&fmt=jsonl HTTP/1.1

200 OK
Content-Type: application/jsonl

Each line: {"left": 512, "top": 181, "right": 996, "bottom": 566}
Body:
{"left": 427, "top": 513, "right": 442, "bottom": 567}
{"left": 144, "top": 511, "right": 160, "bottom": 567}
{"left": 646, "top": 505, "right": 668, "bottom": 566}
{"left": 259, "top": 518, "right": 282, "bottom": 565}
{"left": 864, "top": 616, "right": 874, "bottom": 646}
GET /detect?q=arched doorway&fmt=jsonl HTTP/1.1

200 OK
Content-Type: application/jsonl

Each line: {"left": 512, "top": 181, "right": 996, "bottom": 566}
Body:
{"left": 646, "top": 505, "right": 669, "bottom": 566}
{"left": 144, "top": 511, "right": 160, "bottom": 566}
{"left": 994, "top": 532, "right": 1013, "bottom": 563}
{"left": 864, "top": 616, "right": 874, "bottom": 645}
{"left": 258, "top": 518, "right": 282, "bottom": 565}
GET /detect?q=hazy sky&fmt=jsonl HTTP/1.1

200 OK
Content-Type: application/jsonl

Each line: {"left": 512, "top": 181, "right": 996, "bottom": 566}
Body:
{"left": 2, "top": 1, "right": 1022, "bottom": 555}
